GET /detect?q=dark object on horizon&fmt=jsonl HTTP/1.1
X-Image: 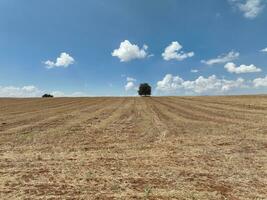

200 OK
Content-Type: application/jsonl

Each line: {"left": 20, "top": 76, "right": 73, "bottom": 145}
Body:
{"left": 138, "top": 83, "right": 151, "bottom": 96}
{"left": 42, "top": 94, "right": 54, "bottom": 98}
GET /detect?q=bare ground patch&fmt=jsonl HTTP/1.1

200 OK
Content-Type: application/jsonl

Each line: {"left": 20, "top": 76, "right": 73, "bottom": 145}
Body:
{"left": 0, "top": 96, "right": 266, "bottom": 199}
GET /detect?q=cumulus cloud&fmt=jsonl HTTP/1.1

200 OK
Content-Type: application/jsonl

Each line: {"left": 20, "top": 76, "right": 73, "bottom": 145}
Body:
{"left": 253, "top": 76, "right": 267, "bottom": 87}
{"left": 156, "top": 74, "right": 184, "bottom": 92}
{"left": 162, "top": 41, "right": 194, "bottom": 61}
{"left": 156, "top": 74, "right": 246, "bottom": 94}
{"left": 124, "top": 76, "right": 137, "bottom": 92}
{"left": 229, "top": 0, "right": 265, "bottom": 19}
{"left": 112, "top": 40, "right": 149, "bottom": 62}
{"left": 224, "top": 62, "right": 262, "bottom": 74}
{"left": 201, "top": 51, "right": 239, "bottom": 65}
{"left": 44, "top": 52, "right": 75, "bottom": 69}
{"left": 125, "top": 82, "right": 136, "bottom": 91}
{"left": 260, "top": 47, "right": 267, "bottom": 52}
{"left": 0, "top": 85, "right": 42, "bottom": 97}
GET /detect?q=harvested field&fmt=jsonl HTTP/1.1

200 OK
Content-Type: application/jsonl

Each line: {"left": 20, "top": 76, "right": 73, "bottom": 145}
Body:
{"left": 0, "top": 96, "right": 266, "bottom": 199}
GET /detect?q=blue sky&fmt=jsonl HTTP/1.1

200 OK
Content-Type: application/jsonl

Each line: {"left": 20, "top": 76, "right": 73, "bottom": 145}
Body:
{"left": 0, "top": 0, "right": 266, "bottom": 97}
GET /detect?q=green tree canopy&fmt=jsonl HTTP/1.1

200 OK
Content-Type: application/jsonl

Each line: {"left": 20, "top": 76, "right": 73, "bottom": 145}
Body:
{"left": 138, "top": 83, "right": 151, "bottom": 96}
{"left": 42, "top": 94, "right": 54, "bottom": 98}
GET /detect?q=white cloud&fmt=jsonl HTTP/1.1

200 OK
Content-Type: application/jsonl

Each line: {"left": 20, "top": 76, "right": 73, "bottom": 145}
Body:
{"left": 126, "top": 77, "right": 136, "bottom": 82}
{"left": 51, "top": 91, "right": 65, "bottom": 97}
{"left": 162, "top": 41, "right": 194, "bottom": 61}
{"left": 239, "top": 0, "right": 264, "bottom": 19}
{"left": 224, "top": 62, "right": 262, "bottom": 74}
{"left": 260, "top": 47, "right": 267, "bottom": 52}
{"left": 51, "top": 91, "right": 88, "bottom": 97}
{"left": 156, "top": 74, "right": 246, "bottom": 94}
{"left": 112, "top": 40, "right": 149, "bottom": 62}
{"left": 0, "top": 85, "right": 42, "bottom": 97}
{"left": 229, "top": 0, "right": 265, "bottom": 19}
{"left": 70, "top": 92, "right": 88, "bottom": 97}
{"left": 253, "top": 76, "right": 267, "bottom": 87}
{"left": 125, "top": 82, "right": 136, "bottom": 91}
{"left": 156, "top": 74, "right": 184, "bottom": 92}
{"left": 44, "top": 52, "right": 75, "bottom": 69}
{"left": 0, "top": 85, "right": 88, "bottom": 97}
{"left": 124, "top": 76, "right": 138, "bottom": 92}
{"left": 191, "top": 69, "right": 198, "bottom": 73}
{"left": 201, "top": 51, "right": 239, "bottom": 65}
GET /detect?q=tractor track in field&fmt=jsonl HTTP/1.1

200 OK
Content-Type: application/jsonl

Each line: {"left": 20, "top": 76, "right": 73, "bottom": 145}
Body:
{"left": 161, "top": 97, "right": 262, "bottom": 125}
{"left": 0, "top": 98, "right": 110, "bottom": 132}
{"left": 150, "top": 97, "right": 239, "bottom": 124}
{"left": 0, "top": 99, "right": 109, "bottom": 134}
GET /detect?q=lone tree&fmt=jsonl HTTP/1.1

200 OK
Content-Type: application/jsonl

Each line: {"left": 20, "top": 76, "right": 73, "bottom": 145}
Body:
{"left": 42, "top": 94, "right": 54, "bottom": 98}
{"left": 138, "top": 83, "right": 151, "bottom": 96}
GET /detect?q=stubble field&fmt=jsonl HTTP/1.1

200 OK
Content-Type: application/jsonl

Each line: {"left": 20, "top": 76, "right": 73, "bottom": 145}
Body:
{"left": 0, "top": 96, "right": 266, "bottom": 200}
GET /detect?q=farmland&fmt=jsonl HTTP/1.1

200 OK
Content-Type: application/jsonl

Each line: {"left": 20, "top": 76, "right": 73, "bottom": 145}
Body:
{"left": 0, "top": 96, "right": 266, "bottom": 199}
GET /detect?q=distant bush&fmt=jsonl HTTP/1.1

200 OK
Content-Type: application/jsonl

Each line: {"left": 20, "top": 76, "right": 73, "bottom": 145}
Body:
{"left": 42, "top": 94, "right": 54, "bottom": 98}
{"left": 138, "top": 83, "right": 151, "bottom": 96}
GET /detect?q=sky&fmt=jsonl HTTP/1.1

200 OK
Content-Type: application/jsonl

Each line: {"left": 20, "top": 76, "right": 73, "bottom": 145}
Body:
{"left": 0, "top": 0, "right": 267, "bottom": 97}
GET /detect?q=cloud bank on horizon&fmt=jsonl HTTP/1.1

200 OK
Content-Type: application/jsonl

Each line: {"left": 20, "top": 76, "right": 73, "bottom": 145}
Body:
{"left": 156, "top": 73, "right": 267, "bottom": 95}
{"left": 0, "top": 0, "right": 266, "bottom": 97}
